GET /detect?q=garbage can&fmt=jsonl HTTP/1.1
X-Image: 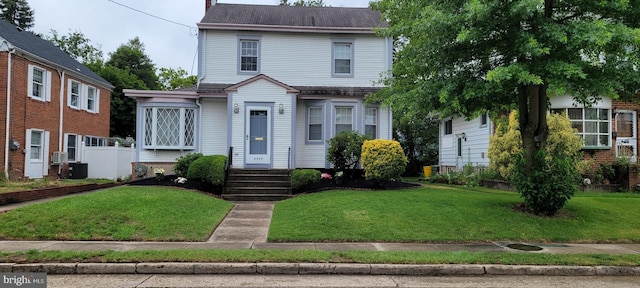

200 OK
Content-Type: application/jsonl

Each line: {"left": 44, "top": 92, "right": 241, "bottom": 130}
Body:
{"left": 68, "top": 163, "right": 88, "bottom": 179}
{"left": 423, "top": 166, "right": 432, "bottom": 178}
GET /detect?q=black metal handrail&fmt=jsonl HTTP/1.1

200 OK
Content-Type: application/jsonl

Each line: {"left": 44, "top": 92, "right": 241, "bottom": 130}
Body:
{"left": 287, "top": 147, "right": 292, "bottom": 193}
{"left": 224, "top": 146, "right": 233, "bottom": 189}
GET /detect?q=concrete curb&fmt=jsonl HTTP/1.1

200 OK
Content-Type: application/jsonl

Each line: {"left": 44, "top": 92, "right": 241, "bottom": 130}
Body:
{"left": 2, "top": 263, "right": 639, "bottom": 276}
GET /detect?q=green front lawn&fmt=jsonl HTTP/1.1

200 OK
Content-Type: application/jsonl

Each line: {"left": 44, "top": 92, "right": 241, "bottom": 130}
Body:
{"left": 269, "top": 185, "right": 640, "bottom": 243}
{"left": 0, "top": 186, "right": 233, "bottom": 241}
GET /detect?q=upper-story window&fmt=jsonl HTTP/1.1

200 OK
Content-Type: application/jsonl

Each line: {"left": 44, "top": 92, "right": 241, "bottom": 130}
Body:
{"left": 69, "top": 80, "right": 81, "bottom": 109}
{"left": 332, "top": 39, "right": 354, "bottom": 77}
{"left": 480, "top": 113, "right": 488, "bottom": 127}
{"left": 86, "top": 86, "right": 97, "bottom": 112}
{"left": 144, "top": 107, "right": 196, "bottom": 150}
{"left": 28, "top": 64, "right": 51, "bottom": 101}
{"left": 551, "top": 108, "right": 610, "bottom": 148}
{"left": 238, "top": 36, "right": 261, "bottom": 74}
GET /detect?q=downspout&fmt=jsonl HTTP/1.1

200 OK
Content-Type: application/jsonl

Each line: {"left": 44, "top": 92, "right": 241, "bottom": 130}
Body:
{"left": 4, "top": 48, "right": 16, "bottom": 179}
{"left": 57, "top": 70, "right": 65, "bottom": 176}
{"left": 196, "top": 98, "right": 202, "bottom": 153}
{"left": 58, "top": 70, "right": 65, "bottom": 154}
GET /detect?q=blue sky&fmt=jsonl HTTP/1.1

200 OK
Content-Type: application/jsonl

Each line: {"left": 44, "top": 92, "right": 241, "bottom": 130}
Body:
{"left": 28, "top": 0, "right": 373, "bottom": 74}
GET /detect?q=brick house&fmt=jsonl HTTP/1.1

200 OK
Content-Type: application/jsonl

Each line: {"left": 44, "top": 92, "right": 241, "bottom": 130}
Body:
{"left": 0, "top": 20, "right": 113, "bottom": 179}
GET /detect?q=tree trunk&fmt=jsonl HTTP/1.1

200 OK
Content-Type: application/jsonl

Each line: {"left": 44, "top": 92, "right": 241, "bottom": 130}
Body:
{"left": 518, "top": 84, "right": 549, "bottom": 172}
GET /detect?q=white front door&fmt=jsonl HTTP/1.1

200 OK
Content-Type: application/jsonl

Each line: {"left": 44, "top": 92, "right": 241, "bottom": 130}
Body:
{"left": 245, "top": 106, "right": 272, "bottom": 166}
{"left": 25, "top": 129, "right": 49, "bottom": 178}
{"left": 616, "top": 111, "right": 637, "bottom": 162}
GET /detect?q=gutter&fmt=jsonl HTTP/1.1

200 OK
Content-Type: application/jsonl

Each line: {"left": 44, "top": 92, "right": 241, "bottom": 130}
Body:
{"left": 4, "top": 47, "right": 16, "bottom": 179}
{"left": 57, "top": 70, "right": 65, "bottom": 155}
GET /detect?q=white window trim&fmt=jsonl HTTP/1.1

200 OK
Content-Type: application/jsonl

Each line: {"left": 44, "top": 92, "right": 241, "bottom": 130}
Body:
{"left": 85, "top": 135, "right": 107, "bottom": 147}
{"left": 237, "top": 36, "right": 261, "bottom": 75}
{"left": 306, "top": 106, "right": 324, "bottom": 144}
{"left": 552, "top": 108, "right": 611, "bottom": 149}
{"left": 64, "top": 133, "right": 82, "bottom": 162}
{"left": 333, "top": 103, "right": 357, "bottom": 136}
{"left": 28, "top": 64, "right": 52, "bottom": 102}
{"left": 86, "top": 85, "right": 99, "bottom": 113}
{"left": 331, "top": 38, "right": 355, "bottom": 78}
{"left": 143, "top": 107, "right": 196, "bottom": 150}
{"left": 67, "top": 80, "right": 81, "bottom": 109}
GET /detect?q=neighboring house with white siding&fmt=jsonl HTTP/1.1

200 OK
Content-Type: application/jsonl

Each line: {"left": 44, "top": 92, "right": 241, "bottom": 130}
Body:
{"left": 439, "top": 113, "right": 493, "bottom": 173}
{"left": 125, "top": 2, "right": 392, "bottom": 176}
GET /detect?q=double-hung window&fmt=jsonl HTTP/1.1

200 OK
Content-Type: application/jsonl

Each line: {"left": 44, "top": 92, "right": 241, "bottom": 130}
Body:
{"left": 28, "top": 65, "right": 51, "bottom": 101}
{"left": 86, "top": 86, "right": 97, "bottom": 112}
{"left": 308, "top": 107, "right": 323, "bottom": 142}
{"left": 69, "top": 81, "right": 81, "bottom": 109}
{"left": 365, "top": 107, "right": 377, "bottom": 139}
{"left": 85, "top": 136, "right": 107, "bottom": 147}
{"left": 238, "top": 37, "right": 260, "bottom": 74}
{"left": 335, "top": 106, "right": 353, "bottom": 134}
{"left": 66, "top": 134, "right": 78, "bottom": 162}
{"left": 144, "top": 107, "right": 196, "bottom": 150}
{"left": 552, "top": 108, "right": 610, "bottom": 148}
{"left": 332, "top": 39, "right": 354, "bottom": 77}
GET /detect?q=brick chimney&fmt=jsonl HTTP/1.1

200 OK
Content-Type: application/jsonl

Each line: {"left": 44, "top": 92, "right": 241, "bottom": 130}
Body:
{"left": 205, "top": 0, "right": 213, "bottom": 11}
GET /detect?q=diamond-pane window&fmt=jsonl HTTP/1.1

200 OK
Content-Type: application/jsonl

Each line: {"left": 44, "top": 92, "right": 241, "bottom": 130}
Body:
{"left": 144, "top": 107, "right": 196, "bottom": 149}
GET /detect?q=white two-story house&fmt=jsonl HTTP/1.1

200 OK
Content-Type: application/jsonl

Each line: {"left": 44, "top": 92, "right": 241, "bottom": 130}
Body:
{"left": 125, "top": 2, "right": 392, "bottom": 175}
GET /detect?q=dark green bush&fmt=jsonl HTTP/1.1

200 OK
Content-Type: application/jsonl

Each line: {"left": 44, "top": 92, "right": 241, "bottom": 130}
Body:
{"left": 174, "top": 153, "right": 203, "bottom": 177}
{"left": 511, "top": 147, "right": 578, "bottom": 216}
{"left": 326, "top": 131, "right": 369, "bottom": 173}
{"left": 187, "top": 155, "right": 227, "bottom": 186}
{"left": 291, "top": 169, "right": 321, "bottom": 190}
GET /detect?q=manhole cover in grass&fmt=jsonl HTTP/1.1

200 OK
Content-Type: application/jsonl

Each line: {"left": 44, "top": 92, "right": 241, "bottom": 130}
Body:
{"left": 506, "top": 243, "right": 543, "bottom": 251}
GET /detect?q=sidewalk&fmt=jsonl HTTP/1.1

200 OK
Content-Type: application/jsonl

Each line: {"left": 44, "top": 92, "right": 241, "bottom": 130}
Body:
{"left": 0, "top": 199, "right": 639, "bottom": 276}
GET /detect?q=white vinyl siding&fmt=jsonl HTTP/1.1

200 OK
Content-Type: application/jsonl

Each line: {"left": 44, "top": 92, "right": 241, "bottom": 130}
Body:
{"left": 28, "top": 65, "right": 52, "bottom": 101}
{"left": 200, "top": 99, "right": 227, "bottom": 155}
{"left": 440, "top": 116, "right": 492, "bottom": 169}
{"left": 204, "top": 31, "right": 386, "bottom": 86}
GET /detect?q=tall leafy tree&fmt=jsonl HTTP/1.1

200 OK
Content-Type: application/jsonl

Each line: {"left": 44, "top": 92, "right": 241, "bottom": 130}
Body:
{"left": 105, "top": 37, "right": 159, "bottom": 137}
{"left": 372, "top": 1, "right": 640, "bottom": 213}
{"left": 158, "top": 67, "right": 197, "bottom": 90}
{"left": 279, "top": 0, "right": 325, "bottom": 6}
{"left": 0, "top": 0, "right": 34, "bottom": 30}
{"left": 45, "top": 29, "right": 104, "bottom": 65}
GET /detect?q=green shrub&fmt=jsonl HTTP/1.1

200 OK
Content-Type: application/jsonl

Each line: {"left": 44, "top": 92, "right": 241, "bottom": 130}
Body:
{"left": 174, "top": 153, "right": 203, "bottom": 177}
{"left": 512, "top": 148, "right": 578, "bottom": 216}
{"left": 361, "top": 139, "right": 408, "bottom": 185}
{"left": 327, "top": 131, "right": 369, "bottom": 173}
{"left": 291, "top": 169, "right": 321, "bottom": 190}
{"left": 187, "top": 155, "right": 227, "bottom": 186}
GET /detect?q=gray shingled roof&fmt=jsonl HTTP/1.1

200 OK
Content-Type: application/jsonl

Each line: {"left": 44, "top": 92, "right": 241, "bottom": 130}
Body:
{"left": 0, "top": 20, "right": 112, "bottom": 89}
{"left": 200, "top": 3, "right": 387, "bottom": 29}
{"left": 197, "top": 83, "right": 380, "bottom": 97}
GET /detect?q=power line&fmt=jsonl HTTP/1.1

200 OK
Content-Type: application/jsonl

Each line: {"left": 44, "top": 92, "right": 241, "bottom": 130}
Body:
{"left": 106, "top": 0, "right": 197, "bottom": 36}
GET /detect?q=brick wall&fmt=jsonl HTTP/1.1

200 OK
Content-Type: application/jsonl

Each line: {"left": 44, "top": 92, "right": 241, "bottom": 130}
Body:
{"left": 0, "top": 52, "right": 111, "bottom": 180}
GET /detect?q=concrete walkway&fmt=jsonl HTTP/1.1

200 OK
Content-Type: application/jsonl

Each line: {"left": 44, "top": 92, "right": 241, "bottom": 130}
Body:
{"left": 208, "top": 202, "right": 274, "bottom": 243}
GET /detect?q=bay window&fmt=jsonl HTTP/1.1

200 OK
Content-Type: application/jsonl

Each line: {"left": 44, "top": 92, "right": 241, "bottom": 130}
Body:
{"left": 144, "top": 107, "right": 196, "bottom": 150}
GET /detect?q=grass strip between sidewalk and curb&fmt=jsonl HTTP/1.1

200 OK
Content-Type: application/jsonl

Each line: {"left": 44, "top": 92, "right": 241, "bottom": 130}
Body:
{"left": 1, "top": 249, "right": 639, "bottom": 267}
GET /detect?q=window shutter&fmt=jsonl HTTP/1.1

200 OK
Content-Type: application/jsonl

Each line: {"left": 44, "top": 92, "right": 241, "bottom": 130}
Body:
{"left": 45, "top": 71, "right": 52, "bottom": 102}
{"left": 43, "top": 131, "right": 50, "bottom": 175}
{"left": 27, "top": 65, "right": 34, "bottom": 97}
{"left": 95, "top": 89, "right": 100, "bottom": 113}
{"left": 24, "top": 129, "right": 32, "bottom": 177}
{"left": 66, "top": 80, "right": 72, "bottom": 107}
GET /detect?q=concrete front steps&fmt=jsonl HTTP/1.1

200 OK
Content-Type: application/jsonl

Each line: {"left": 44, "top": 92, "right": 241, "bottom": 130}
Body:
{"left": 223, "top": 169, "right": 292, "bottom": 201}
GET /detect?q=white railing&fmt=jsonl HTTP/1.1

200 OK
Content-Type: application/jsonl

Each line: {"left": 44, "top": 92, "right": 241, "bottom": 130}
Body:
{"left": 80, "top": 142, "right": 135, "bottom": 180}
